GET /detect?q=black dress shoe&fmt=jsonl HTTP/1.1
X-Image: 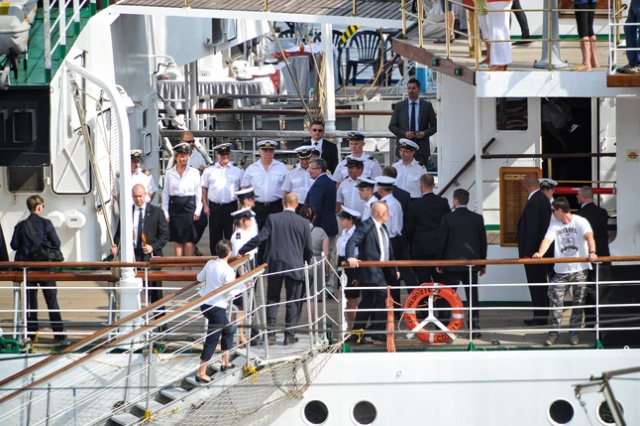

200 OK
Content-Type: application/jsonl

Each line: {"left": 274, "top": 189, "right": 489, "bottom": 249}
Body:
{"left": 358, "top": 338, "right": 374, "bottom": 345}
{"left": 195, "top": 375, "right": 211, "bottom": 383}
{"left": 470, "top": 332, "right": 482, "bottom": 339}
{"left": 370, "top": 334, "right": 386, "bottom": 342}
{"left": 220, "top": 363, "right": 235, "bottom": 372}
{"left": 512, "top": 40, "right": 532, "bottom": 46}
{"left": 524, "top": 318, "right": 547, "bottom": 326}
{"left": 283, "top": 337, "right": 299, "bottom": 346}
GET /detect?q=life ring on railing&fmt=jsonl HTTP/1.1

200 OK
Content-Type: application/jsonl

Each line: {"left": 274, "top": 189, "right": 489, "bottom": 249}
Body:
{"left": 404, "top": 282, "right": 465, "bottom": 344}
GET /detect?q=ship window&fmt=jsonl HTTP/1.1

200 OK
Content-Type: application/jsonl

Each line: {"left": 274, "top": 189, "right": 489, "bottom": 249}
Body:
{"left": 496, "top": 98, "right": 528, "bottom": 131}
{"left": 8, "top": 166, "right": 45, "bottom": 193}
{"left": 597, "top": 400, "right": 624, "bottom": 425}
{"left": 548, "top": 399, "right": 574, "bottom": 425}
{"left": 353, "top": 400, "right": 376, "bottom": 425}
{"left": 303, "top": 400, "right": 328, "bottom": 425}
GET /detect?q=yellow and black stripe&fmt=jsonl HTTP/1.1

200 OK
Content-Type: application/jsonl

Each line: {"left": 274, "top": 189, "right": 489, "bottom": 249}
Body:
{"left": 341, "top": 25, "right": 361, "bottom": 45}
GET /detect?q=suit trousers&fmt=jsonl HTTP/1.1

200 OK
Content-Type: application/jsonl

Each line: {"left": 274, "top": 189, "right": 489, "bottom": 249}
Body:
{"left": 391, "top": 235, "right": 417, "bottom": 305}
{"left": 524, "top": 264, "right": 549, "bottom": 320}
{"left": 194, "top": 206, "right": 208, "bottom": 245}
{"left": 207, "top": 200, "right": 237, "bottom": 255}
{"left": 353, "top": 284, "right": 386, "bottom": 337}
{"left": 27, "top": 281, "right": 65, "bottom": 339}
{"left": 136, "top": 250, "right": 165, "bottom": 321}
{"left": 412, "top": 253, "right": 443, "bottom": 287}
{"left": 441, "top": 270, "right": 480, "bottom": 328}
{"left": 266, "top": 274, "right": 303, "bottom": 340}
{"left": 200, "top": 304, "right": 234, "bottom": 362}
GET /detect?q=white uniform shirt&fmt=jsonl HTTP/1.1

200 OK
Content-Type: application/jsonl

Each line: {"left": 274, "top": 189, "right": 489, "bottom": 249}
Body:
{"left": 188, "top": 151, "right": 208, "bottom": 170}
{"left": 380, "top": 194, "right": 403, "bottom": 238}
{"left": 282, "top": 164, "right": 313, "bottom": 201}
{"left": 241, "top": 160, "right": 288, "bottom": 203}
{"left": 332, "top": 154, "right": 382, "bottom": 183}
{"left": 201, "top": 163, "right": 244, "bottom": 204}
{"left": 393, "top": 159, "right": 424, "bottom": 198}
{"left": 231, "top": 227, "right": 258, "bottom": 258}
{"left": 361, "top": 196, "right": 379, "bottom": 221}
{"left": 162, "top": 166, "right": 203, "bottom": 218}
{"left": 337, "top": 177, "right": 366, "bottom": 214}
{"left": 337, "top": 226, "right": 357, "bottom": 258}
{"left": 197, "top": 258, "right": 237, "bottom": 308}
{"left": 115, "top": 168, "right": 158, "bottom": 203}
{"left": 544, "top": 214, "right": 593, "bottom": 274}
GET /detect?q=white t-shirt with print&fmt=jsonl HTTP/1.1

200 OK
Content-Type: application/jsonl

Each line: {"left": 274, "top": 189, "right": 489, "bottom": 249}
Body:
{"left": 544, "top": 214, "right": 593, "bottom": 274}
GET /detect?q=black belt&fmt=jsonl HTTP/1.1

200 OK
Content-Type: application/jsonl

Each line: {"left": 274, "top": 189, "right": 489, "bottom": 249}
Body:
{"left": 208, "top": 200, "right": 236, "bottom": 208}
{"left": 255, "top": 200, "right": 281, "bottom": 207}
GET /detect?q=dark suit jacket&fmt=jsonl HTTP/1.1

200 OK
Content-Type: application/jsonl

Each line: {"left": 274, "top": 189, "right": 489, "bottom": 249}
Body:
{"left": 314, "top": 139, "right": 339, "bottom": 174}
{"left": 11, "top": 214, "right": 61, "bottom": 261}
{"left": 114, "top": 204, "right": 170, "bottom": 261}
{"left": 517, "top": 190, "right": 552, "bottom": 258}
{"left": 239, "top": 209, "right": 313, "bottom": 280}
{"left": 345, "top": 218, "right": 396, "bottom": 285}
{"left": 437, "top": 207, "right": 487, "bottom": 272}
{"left": 0, "top": 223, "right": 9, "bottom": 261}
{"left": 305, "top": 173, "right": 338, "bottom": 237}
{"left": 575, "top": 202, "right": 610, "bottom": 257}
{"left": 404, "top": 192, "right": 451, "bottom": 257}
{"left": 389, "top": 98, "right": 437, "bottom": 164}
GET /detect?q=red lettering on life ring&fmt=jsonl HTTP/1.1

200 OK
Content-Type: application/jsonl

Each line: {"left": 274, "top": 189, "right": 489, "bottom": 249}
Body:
{"left": 404, "top": 282, "right": 465, "bottom": 344}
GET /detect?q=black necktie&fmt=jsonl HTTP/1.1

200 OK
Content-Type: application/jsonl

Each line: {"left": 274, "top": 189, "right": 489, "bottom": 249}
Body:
{"left": 136, "top": 208, "right": 144, "bottom": 248}
{"left": 410, "top": 102, "right": 417, "bottom": 133}
{"left": 380, "top": 226, "right": 389, "bottom": 261}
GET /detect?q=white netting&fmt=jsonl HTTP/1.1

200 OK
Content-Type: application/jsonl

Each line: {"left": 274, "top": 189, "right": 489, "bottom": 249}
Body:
{"left": 146, "top": 344, "right": 340, "bottom": 426}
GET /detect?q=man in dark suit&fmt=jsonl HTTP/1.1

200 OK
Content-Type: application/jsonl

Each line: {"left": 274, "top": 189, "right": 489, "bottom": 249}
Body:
{"left": 404, "top": 173, "right": 451, "bottom": 284}
{"left": 11, "top": 195, "right": 66, "bottom": 342}
{"left": 517, "top": 172, "right": 552, "bottom": 326}
{"left": 388, "top": 78, "right": 438, "bottom": 167}
{"left": 239, "top": 193, "right": 313, "bottom": 345}
{"left": 305, "top": 158, "right": 339, "bottom": 294}
{"left": 436, "top": 189, "right": 487, "bottom": 338}
{"left": 112, "top": 184, "right": 170, "bottom": 314}
{"left": 308, "top": 120, "right": 339, "bottom": 174}
{"left": 346, "top": 202, "right": 398, "bottom": 344}
{"left": 575, "top": 185, "right": 611, "bottom": 325}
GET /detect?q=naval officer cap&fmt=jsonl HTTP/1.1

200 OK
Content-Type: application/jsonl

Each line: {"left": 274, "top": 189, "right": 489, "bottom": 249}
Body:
{"left": 295, "top": 145, "right": 313, "bottom": 159}
{"left": 173, "top": 142, "right": 191, "bottom": 154}
{"left": 130, "top": 149, "right": 144, "bottom": 162}
{"left": 355, "top": 177, "right": 376, "bottom": 188}
{"left": 346, "top": 156, "right": 365, "bottom": 168}
{"left": 236, "top": 187, "right": 255, "bottom": 199}
{"left": 336, "top": 206, "right": 362, "bottom": 220}
{"left": 311, "top": 146, "right": 322, "bottom": 156}
{"left": 213, "top": 143, "right": 232, "bottom": 154}
{"left": 375, "top": 176, "right": 396, "bottom": 188}
{"left": 346, "top": 131, "right": 365, "bottom": 141}
{"left": 231, "top": 207, "right": 256, "bottom": 219}
{"left": 257, "top": 140, "right": 279, "bottom": 149}
{"left": 398, "top": 138, "right": 419, "bottom": 151}
{"left": 539, "top": 178, "right": 558, "bottom": 190}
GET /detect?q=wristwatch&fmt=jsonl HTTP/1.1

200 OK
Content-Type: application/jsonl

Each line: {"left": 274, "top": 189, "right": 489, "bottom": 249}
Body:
{"left": 589, "top": 251, "right": 596, "bottom": 254}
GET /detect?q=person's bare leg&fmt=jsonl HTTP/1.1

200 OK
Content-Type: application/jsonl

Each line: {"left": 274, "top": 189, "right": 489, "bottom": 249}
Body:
{"left": 579, "top": 38, "right": 591, "bottom": 68}
{"left": 347, "top": 298, "right": 358, "bottom": 330}
{"left": 197, "top": 360, "right": 210, "bottom": 381}
{"left": 184, "top": 242, "right": 195, "bottom": 257}
{"left": 589, "top": 35, "right": 599, "bottom": 68}
{"left": 173, "top": 242, "right": 184, "bottom": 257}
{"left": 447, "top": 10, "right": 455, "bottom": 39}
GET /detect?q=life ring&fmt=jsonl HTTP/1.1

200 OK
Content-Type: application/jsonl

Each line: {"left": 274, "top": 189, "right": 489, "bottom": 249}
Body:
{"left": 404, "top": 282, "right": 465, "bottom": 344}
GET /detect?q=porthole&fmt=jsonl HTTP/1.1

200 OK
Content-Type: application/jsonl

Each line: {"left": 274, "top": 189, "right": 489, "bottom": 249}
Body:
{"left": 303, "top": 400, "right": 328, "bottom": 425}
{"left": 597, "top": 400, "right": 624, "bottom": 425}
{"left": 548, "top": 399, "right": 574, "bottom": 425}
{"left": 353, "top": 400, "right": 376, "bottom": 425}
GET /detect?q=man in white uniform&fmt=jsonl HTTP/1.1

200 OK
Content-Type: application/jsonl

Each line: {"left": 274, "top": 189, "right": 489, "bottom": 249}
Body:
{"left": 392, "top": 139, "right": 424, "bottom": 199}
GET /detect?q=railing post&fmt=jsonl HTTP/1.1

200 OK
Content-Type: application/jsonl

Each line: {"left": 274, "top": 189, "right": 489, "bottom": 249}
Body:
{"left": 258, "top": 275, "right": 270, "bottom": 358}
{"left": 13, "top": 281, "right": 21, "bottom": 340}
{"left": 59, "top": 0, "right": 67, "bottom": 60}
{"left": 22, "top": 268, "right": 28, "bottom": 342}
{"left": 321, "top": 253, "right": 327, "bottom": 344}
{"left": 468, "top": 265, "right": 474, "bottom": 339}
{"left": 73, "top": 0, "right": 80, "bottom": 36}
{"left": 304, "top": 262, "right": 314, "bottom": 350}
{"left": 45, "top": 383, "right": 51, "bottom": 426}
{"left": 595, "top": 262, "right": 600, "bottom": 343}
{"left": 44, "top": 0, "right": 52, "bottom": 81}
{"left": 533, "top": 0, "right": 568, "bottom": 69}
{"left": 90, "top": 0, "right": 96, "bottom": 15}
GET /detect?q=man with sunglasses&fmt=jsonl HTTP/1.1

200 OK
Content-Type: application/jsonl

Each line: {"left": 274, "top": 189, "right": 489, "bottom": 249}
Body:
{"left": 308, "top": 120, "right": 339, "bottom": 174}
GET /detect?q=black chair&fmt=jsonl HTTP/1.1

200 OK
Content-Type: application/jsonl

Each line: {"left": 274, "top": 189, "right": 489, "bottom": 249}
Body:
{"left": 345, "top": 30, "right": 384, "bottom": 86}
{"left": 333, "top": 30, "right": 345, "bottom": 85}
{"left": 278, "top": 29, "right": 295, "bottom": 39}
{"left": 384, "top": 36, "right": 404, "bottom": 85}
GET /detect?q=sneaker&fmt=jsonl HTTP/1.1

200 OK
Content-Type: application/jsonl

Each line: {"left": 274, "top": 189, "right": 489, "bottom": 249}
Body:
{"left": 570, "top": 335, "right": 580, "bottom": 345}
{"left": 545, "top": 335, "right": 558, "bottom": 346}
{"left": 617, "top": 64, "right": 640, "bottom": 74}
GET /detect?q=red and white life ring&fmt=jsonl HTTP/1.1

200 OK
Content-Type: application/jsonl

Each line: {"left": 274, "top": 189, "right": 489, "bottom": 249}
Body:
{"left": 404, "top": 282, "right": 465, "bottom": 344}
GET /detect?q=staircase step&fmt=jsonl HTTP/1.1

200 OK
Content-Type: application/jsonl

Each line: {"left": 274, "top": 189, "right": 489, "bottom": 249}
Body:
{"left": 158, "top": 387, "right": 190, "bottom": 403}
{"left": 131, "top": 400, "right": 166, "bottom": 417}
{"left": 106, "top": 413, "right": 141, "bottom": 426}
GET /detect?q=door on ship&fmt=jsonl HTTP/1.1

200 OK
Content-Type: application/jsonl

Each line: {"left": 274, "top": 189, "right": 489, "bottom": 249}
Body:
{"left": 540, "top": 98, "right": 593, "bottom": 207}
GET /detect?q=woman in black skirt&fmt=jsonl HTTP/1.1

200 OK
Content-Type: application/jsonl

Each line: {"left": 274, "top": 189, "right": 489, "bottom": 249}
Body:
{"left": 335, "top": 206, "right": 361, "bottom": 330}
{"left": 161, "top": 142, "right": 203, "bottom": 257}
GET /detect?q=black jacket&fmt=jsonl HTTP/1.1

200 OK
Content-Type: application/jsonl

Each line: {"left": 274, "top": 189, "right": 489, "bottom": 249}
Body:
{"left": 11, "top": 214, "right": 61, "bottom": 261}
{"left": 405, "top": 192, "right": 451, "bottom": 257}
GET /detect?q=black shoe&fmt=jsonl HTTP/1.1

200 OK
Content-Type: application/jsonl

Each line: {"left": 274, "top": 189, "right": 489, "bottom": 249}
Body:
{"left": 470, "top": 332, "right": 482, "bottom": 339}
{"left": 524, "top": 318, "right": 547, "bottom": 326}
{"left": 358, "top": 338, "right": 374, "bottom": 345}
{"left": 220, "top": 363, "right": 235, "bottom": 372}
{"left": 370, "top": 334, "right": 386, "bottom": 342}
{"left": 283, "top": 336, "right": 299, "bottom": 346}
{"left": 195, "top": 375, "right": 211, "bottom": 383}
{"left": 512, "top": 40, "right": 532, "bottom": 46}
{"left": 267, "top": 334, "right": 276, "bottom": 344}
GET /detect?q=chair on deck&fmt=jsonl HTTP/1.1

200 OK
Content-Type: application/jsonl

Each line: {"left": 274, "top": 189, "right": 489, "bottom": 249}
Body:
{"left": 278, "top": 29, "right": 295, "bottom": 39}
{"left": 384, "top": 36, "right": 405, "bottom": 85}
{"left": 345, "top": 30, "right": 384, "bottom": 86}
{"left": 333, "top": 30, "right": 345, "bottom": 85}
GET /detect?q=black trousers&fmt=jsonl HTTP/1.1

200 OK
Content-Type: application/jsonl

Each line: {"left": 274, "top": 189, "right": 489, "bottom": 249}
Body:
{"left": 266, "top": 275, "right": 303, "bottom": 340}
{"left": 27, "top": 281, "right": 64, "bottom": 339}
{"left": 353, "top": 283, "right": 386, "bottom": 337}
{"left": 200, "top": 305, "right": 234, "bottom": 362}
{"left": 511, "top": 0, "right": 530, "bottom": 37}
{"left": 207, "top": 200, "right": 237, "bottom": 255}
{"left": 441, "top": 270, "right": 480, "bottom": 327}
{"left": 412, "top": 253, "right": 443, "bottom": 287}
{"left": 136, "top": 250, "right": 165, "bottom": 320}
{"left": 524, "top": 264, "right": 549, "bottom": 320}
{"left": 254, "top": 200, "right": 283, "bottom": 263}
{"left": 390, "top": 235, "right": 417, "bottom": 306}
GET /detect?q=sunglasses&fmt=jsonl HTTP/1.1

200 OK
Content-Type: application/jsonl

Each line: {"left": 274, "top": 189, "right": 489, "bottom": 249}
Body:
{"left": 182, "top": 140, "right": 195, "bottom": 143}
{"left": 311, "top": 129, "right": 324, "bottom": 132}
